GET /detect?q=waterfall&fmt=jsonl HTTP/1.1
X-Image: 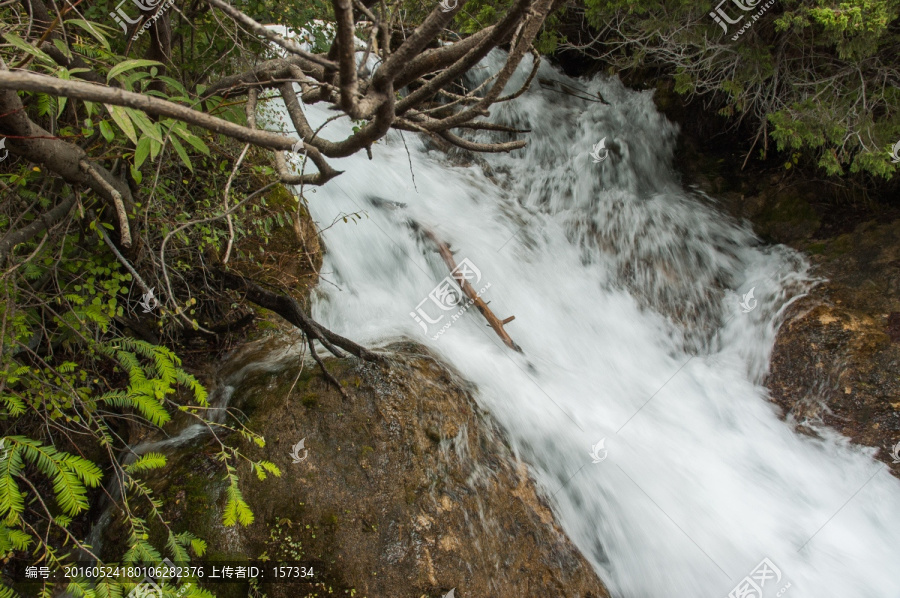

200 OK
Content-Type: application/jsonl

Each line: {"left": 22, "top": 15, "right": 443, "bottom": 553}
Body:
{"left": 274, "top": 49, "right": 900, "bottom": 597}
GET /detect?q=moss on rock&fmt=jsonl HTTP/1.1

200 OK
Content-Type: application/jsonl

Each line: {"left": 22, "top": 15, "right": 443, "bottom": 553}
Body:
{"left": 133, "top": 343, "right": 610, "bottom": 598}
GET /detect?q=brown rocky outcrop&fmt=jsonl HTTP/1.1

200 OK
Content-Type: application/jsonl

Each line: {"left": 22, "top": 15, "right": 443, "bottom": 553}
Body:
{"left": 764, "top": 219, "right": 900, "bottom": 474}
{"left": 134, "top": 337, "right": 610, "bottom": 598}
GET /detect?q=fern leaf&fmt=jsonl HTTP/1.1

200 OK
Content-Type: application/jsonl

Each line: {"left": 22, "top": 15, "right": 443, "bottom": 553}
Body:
{"left": 0, "top": 395, "right": 26, "bottom": 417}
{"left": 125, "top": 453, "right": 167, "bottom": 474}
{"left": 222, "top": 472, "right": 254, "bottom": 527}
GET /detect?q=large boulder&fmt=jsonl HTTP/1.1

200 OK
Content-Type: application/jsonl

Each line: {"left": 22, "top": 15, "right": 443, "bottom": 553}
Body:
{"left": 133, "top": 338, "right": 610, "bottom": 598}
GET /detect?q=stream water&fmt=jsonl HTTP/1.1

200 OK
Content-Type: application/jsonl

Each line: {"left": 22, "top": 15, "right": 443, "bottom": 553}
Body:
{"left": 274, "top": 50, "right": 900, "bottom": 597}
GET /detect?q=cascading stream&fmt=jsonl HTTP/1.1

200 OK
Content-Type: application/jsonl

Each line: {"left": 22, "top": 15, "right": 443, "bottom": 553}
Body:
{"left": 274, "top": 50, "right": 900, "bottom": 597}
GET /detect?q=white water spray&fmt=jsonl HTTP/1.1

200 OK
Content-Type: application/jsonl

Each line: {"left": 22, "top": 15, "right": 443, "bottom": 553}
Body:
{"left": 276, "top": 51, "right": 900, "bottom": 597}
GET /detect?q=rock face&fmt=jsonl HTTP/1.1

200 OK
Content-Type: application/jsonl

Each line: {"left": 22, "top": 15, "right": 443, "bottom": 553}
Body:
{"left": 765, "top": 219, "right": 900, "bottom": 474}
{"left": 142, "top": 338, "right": 609, "bottom": 598}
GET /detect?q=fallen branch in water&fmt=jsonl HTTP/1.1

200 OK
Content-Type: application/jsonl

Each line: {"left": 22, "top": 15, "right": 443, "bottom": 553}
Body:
{"left": 422, "top": 229, "right": 522, "bottom": 352}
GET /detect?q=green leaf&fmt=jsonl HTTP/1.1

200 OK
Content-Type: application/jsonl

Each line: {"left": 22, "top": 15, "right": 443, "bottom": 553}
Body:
{"left": 169, "top": 136, "right": 193, "bottom": 172}
{"left": 125, "top": 452, "right": 166, "bottom": 474}
{"left": 134, "top": 136, "right": 151, "bottom": 169}
{"left": 52, "top": 38, "right": 72, "bottom": 60}
{"left": 99, "top": 119, "right": 115, "bottom": 142}
{"left": 190, "top": 538, "right": 207, "bottom": 557}
{"left": 149, "top": 137, "right": 162, "bottom": 161}
{"left": 106, "top": 59, "right": 165, "bottom": 83}
{"left": 124, "top": 108, "right": 163, "bottom": 143}
{"left": 2, "top": 32, "right": 54, "bottom": 64}
{"left": 157, "top": 76, "right": 188, "bottom": 97}
{"left": 171, "top": 123, "right": 210, "bottom": 155}
{"left": 222, "top": 471, "right": 254, "bottom": 526}
{"left": 65, "top": 19, "right": 111, "bottom": 51}
{"left": 105, "top": 105, "right": 137, "bottom": 144}
{"left": 0, "top": 395, "right": 26, "bottom": 417}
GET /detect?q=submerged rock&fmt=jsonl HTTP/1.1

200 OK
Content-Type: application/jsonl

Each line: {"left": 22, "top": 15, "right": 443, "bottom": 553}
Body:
{"left": 139, "top": 339, "right": 610, "bottom": 597}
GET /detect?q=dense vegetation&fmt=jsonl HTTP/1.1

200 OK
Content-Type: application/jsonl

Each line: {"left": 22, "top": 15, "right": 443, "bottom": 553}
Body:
{"left": 0, "top": 0, "right": 897, "bottom": 595}
{"left": 0, "top": 0, "right": 552, "bottom": 595}
{"left": 559, "top": 0, "right": 900, "bottom": 179}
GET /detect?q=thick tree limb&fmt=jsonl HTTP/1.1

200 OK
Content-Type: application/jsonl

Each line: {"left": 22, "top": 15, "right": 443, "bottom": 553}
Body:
{"left": 278, "top": 80, "right": 394, "bottom": 159}
{"left": 0, "top": 79, "right": 134, "bottom": 243}
{"left": 420, "top": 0, "right": 555, "bottom": 131}
{"left": 217, "top": 268, "right": 385, "bottom": 364}
{"left": 332, "top": 0, "right": 362, "bottom": 117}
{"left": 0, "top": 70, "right": 303, "bottom": 153}
{"left": 395, "top": 0, "right": 535, "bottom": 115}
{"left": 392, "top": 26, "right": 495, "bottom": 90}
{"left": 437, "top": 130, "right": 526, "bottom": 153}
{"left": 372, "top": 1, "right": 464, "bottom": 90}
{"left": 201, "top": 57, "right": 325, "bottom": 99}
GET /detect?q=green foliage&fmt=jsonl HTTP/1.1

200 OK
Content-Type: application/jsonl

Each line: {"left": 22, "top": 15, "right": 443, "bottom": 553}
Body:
{"left": 571, "top": 0, "right": 900, "bottom": 178}
{"left": 0, "top": 151, "right": 269, "bottom": 597}
{"left": 222, "top": 467, "right": 254, "bottom": 527}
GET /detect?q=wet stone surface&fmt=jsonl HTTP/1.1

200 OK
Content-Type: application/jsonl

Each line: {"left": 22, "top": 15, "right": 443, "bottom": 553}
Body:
{"left": 136, "top": 340, "right": 610, "bottom": 598}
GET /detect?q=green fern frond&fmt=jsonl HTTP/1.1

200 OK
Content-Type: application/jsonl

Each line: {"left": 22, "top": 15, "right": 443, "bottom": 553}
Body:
{"left": 0, "top": 523, "right": 32, "bottom": 553}
{"left": 101, "top": 392, "right": 170, "bottom": 427}
{"left": 0, "top": 395, "right": 26, "bottom": 417}
{"left": 92, "top": 578, "right": 123, "bottom": 598}
{"left": 222, "top": 471, "right": 254, "bottom": 527}
{"left": 0, "top": 451, "right": 26, "bottom": 522}
{"left": 123, "top": 534, "right": 162, "bottom": 564}
{"left": 13, "top": 438, "right": 101, "bottom": 516}
{"left": 173, "top": 370, "right": 208, "bottom": 406}
{"left": 125, "top": 453, "right": 167, "bottom": 474}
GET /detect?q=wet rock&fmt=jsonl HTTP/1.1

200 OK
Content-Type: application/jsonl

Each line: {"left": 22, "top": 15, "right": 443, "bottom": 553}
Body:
{"left": 752, "top": 188, "right": 821, "bottom": 244}
{"left": 766, "top": 218, "right": 900, "bottom": 475}
{"left": 139, "top": 341, "right": 610, "bottom": 598}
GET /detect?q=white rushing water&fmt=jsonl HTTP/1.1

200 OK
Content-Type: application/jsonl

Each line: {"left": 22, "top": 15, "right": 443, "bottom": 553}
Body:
{"left": 273, "top": 50, "right": 900, "bottom": 597}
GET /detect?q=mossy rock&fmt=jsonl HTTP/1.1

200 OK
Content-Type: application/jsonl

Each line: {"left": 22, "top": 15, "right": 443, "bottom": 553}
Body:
{"left": 755, "top": 191, "right": 821, "bottom": 243}
{"left": 128, "top": 345, "right": 611, "bottom": 598}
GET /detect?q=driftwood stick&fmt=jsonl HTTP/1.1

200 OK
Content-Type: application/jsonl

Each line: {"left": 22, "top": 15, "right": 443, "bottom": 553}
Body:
{"left": 423, "top": 229, "right": 522, "bottom": 352}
